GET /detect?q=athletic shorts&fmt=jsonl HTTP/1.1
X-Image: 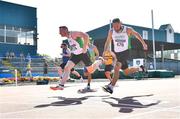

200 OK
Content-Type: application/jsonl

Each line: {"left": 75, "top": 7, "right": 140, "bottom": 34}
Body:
{"left": 60, "top": 63, "right": 74, "bottom": 71}
{"left": 70, "top": 52, "right": 92, "bottom": 66}
{"left": 114, "top": 50, "right": 129, "bottom": 70}
{"left": 105, "top": 65, "right": 113, "bottom": 72}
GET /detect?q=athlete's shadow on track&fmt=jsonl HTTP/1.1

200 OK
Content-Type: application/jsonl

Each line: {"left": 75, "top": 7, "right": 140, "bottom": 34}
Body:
{"left": 102, "top": 94, "right": 160, "bottom": 113}
{"left": 34, "top": 95, "right": 109, "bottom": 108}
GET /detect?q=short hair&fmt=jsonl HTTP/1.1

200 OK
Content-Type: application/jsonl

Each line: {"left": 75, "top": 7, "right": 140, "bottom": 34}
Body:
{"left": 61, "top": 43, "right": 67, "bottom": 47}
{"left": 112, "top": 18, "right": 121, "bottom": 23}
{"left": 59, "top": 26, "right": 68, "bottom": 31}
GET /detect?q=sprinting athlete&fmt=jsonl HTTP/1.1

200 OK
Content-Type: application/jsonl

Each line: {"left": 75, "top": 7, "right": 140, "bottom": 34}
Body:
{"left": 82, "top": 38, "right": 99, "bottom": 91}
{"left": 50, "top": 26, "right": 102, "bottom": 90}
{"left": 102, "top": 18, "right": 148, "bottom": 94}
{"left": 103, "top": 49, "right": 117, "bottom": 82}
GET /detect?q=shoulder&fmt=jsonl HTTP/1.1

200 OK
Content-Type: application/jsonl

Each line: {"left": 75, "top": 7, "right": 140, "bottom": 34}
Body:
{"left": 126, "top": 27, "right": 134, "bottom": 35}
{"left": 109, "top": 28, "right": 113, "bottom": 33}
{"left": 71, "top": 31, "right": 88, "bottom": 39}
{"left": 108, "top": 29, "right": 113, "bottom": 36}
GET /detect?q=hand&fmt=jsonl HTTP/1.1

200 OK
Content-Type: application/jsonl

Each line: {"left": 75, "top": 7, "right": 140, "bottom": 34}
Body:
{"left": 82, "top": 48, "right": 87, "bottom": 53}
{"left": 143, "top": 44, "right": 148, "bottom": 51}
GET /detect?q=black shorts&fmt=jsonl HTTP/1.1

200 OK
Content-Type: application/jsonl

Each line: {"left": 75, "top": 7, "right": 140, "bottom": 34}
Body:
{"left": 105, "top": 65, "right": 113, "bottom": 72}
{"left": 70, "top": 53, "right": 92, "bottom": 66}
{"left": 60, "top": 63, "right": 74, "bottom": 71}
{"left": 115, "top": 50, "right": 129, "bottom": 70}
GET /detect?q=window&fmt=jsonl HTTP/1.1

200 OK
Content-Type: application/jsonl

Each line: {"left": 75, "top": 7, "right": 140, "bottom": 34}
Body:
{"left": 0, "top": 36, "right": 4, "bottom": 42}
{"left": 6, "top": 37, "right": 17, "bottom": 43}
{"left": 18, "top": 30, "right": 34, "bottom": 45}
{"left": 142, "top": 30, "right": 148, "bottom": 40}
{"left": 156, "top": 51, "right": 161, "bottom": 58}
{"left": 6, "top": 29, "right": 18, "bottom": 44}
{"left": 0, "top": 29, "right": 4, "bottom": 43}
{"left": 0, "top": 25, "right": 4, "bottom": 29}
{"left": 169, "top": 29, "right": 172, "bottom": 34}
{"left": 0, "top": 25, "right": 35, "bottom": 45}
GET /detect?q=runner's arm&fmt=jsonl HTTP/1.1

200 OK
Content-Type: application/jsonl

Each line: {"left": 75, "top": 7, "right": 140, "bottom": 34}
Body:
{"left": 104, "top": 31, "right": 112, "bottom": 52}
{"left": 111, "top": 51, "right": 117, "bottom": 66}
{"left": 72, "top": 31, "right": 89, "bottom": 53}
{"left": 93, "top": 46, "right": 99, "bottom": 59}
{"left": 128, "top": 28, "right": 148, "bottom": 50}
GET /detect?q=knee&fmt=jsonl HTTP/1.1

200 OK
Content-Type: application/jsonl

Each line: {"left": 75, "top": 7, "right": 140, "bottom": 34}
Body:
{"left": 114, "top": 63, "right": 121, "bottom": 71}
{"left": 105, "top": 72, "right": 110, "bottom": 75}
{"left": 84, "top": 72, "right": 89, "bottom": 76}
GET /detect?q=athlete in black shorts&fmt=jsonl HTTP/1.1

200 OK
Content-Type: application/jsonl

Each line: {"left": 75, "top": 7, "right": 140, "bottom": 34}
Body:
{"left": 50, "top": 26, "right": 94, "bottom": 90}
{"left": 103, "top": 18, "right": 148, "bottom": 94}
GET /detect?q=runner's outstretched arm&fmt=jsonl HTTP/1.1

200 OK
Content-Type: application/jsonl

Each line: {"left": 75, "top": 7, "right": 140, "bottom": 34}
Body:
{"left": 104, "top": 31, "right": 112, "bottom": 51}
{"left": 72, "top": 31, "right": 90, "bottom": 53}
{"left": 93, "top": 46, "right": 99, "bottom": 59}
{"left": 111, "top": 51, "right": 117, "bottom": 66}
{"left": 128, "top": 28, "right": 148, "bottom": 51}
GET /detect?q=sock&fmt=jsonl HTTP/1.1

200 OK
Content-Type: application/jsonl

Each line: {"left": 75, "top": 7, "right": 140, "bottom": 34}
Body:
{"left": 108, "top": 84, "right": 113, "bottom": 90}
{"left": 87, "top": 83, "right": 90, "bottom": 89}
{"left": 87, "top": 83, "right": 90, "bottom": 86}
{"left": 60, "top": 70, "right": 70, "bottom": 85}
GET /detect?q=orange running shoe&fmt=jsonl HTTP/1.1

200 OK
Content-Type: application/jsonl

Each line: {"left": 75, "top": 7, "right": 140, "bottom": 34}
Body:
{"left": 50, "top": 85, "right": 64, "bottom": 90}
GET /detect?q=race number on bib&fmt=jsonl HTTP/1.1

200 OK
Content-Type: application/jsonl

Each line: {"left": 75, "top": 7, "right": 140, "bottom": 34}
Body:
{"left": 117, "top": 42, "right": 124, "bottom": 47}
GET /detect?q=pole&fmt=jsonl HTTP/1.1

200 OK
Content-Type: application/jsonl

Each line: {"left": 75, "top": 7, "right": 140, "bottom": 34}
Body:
{"left": 151, "top": 10, "right": 156, "bottom": 70}
{"left": 160, "top": 44, "right": 164, "bottom": 69}
{"left": 15, "top": 69, "right": 18, "bottom": 86}
{"left": 4, "top": 25, "right": 6, "bottom": 43}
{"left": 109, "top": 19, "right": 112, "bottom": 51}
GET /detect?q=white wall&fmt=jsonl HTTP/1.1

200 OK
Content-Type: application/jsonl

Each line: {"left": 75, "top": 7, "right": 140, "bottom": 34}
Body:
{"left": 166, "top": 25, "right": 174, "bottom": 43}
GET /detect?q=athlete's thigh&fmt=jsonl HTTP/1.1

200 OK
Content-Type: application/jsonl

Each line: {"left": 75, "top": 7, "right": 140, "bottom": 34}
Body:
{"left": 69, "top": 54, "right": 81, "bottom": 65}
{"left": 64, "top": 60, "right": 76, "bottom": 70}
{"left": 60, "top": 63, "right": 66, "bottom": 69}
{"left": 82, "top": 53, "right": 92, "bottom": 66}
{"left": 105, "top": 65, "right": 113, "bottom": 72}
{"left": 114, "top": 61, "right": 122, "bottom": 69}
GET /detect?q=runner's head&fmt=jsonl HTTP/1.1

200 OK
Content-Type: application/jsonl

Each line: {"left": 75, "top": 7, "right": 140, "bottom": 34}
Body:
{"left": 61, "top": 43, "right": 67, "bottom": 49}
{"left": 59, "top": 26, "right": 69, "bottom": 37}
{"left": 112, "top": 18, "right": 122, "bottom": 32}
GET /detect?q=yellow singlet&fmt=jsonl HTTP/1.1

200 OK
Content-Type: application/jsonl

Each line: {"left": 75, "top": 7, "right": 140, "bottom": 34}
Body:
{"left": 104, "top": 51, "right": 113, "bottom": 65}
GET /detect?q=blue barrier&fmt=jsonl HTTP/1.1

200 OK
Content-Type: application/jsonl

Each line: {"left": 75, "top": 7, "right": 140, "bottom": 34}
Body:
{"left": 0, "top": 73, "right": 14, "bottom": 78}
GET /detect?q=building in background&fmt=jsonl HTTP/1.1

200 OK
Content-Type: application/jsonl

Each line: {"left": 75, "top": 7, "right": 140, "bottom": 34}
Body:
{"left": 0, "top": 1, "right": 38, "bottom": 57}
{"left": 87, "top": 23, "right": 180, "bottom": 60}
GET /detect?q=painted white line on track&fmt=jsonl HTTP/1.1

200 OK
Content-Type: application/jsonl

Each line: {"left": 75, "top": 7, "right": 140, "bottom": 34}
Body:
{"left": 116, "top": 105, "right": 180, "bottom": 119}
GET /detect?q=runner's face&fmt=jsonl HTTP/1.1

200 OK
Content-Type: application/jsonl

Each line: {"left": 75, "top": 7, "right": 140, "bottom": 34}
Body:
{"left": 61, "top": 45, "right": 66, "bottom": 49}
{"left": 113, "top": 22, "right": 121, "bottom": 32}
{"left": 59, "top": 28, "right": 68, "bottom": 37}
{"left": 60, "top": 45, "right": 64, "bottom": 48}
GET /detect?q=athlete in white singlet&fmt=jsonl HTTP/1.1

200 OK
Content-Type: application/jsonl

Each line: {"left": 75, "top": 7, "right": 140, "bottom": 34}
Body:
{"left": 102, "top": 18, "right": 148, "bottom": 94}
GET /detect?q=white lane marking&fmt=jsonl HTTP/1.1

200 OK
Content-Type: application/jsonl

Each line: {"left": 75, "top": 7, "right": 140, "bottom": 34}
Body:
{"left": 0, "top": 107, "right": 49, "bottom": 116}
{"left": 117, "top": 105, "right": 180, "bottom": 119}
